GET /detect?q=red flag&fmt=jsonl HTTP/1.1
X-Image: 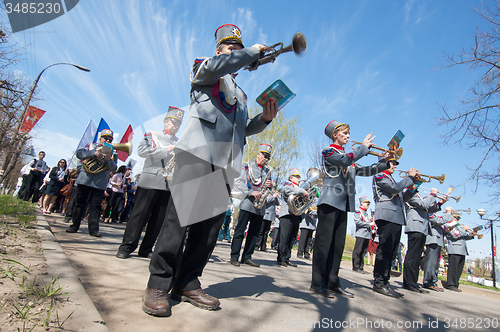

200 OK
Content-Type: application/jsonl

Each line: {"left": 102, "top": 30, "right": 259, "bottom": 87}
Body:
{"left": 20, "top": 106, "right": 46, "bottom": 133}
{"left": 117, "top": 125, "right": 134, "bottom": 162}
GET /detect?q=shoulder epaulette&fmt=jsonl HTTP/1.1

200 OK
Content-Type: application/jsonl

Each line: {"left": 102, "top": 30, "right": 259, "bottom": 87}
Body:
{"left": 242, "top": 162, "right": 249, "bottom": 170}
{"left": 194, "top": 57, "right": 208, "bottom": 64}
{"left": 322, "top": 147, "right": 335, "bottom": 157}
{"left": 374, "top": 173, "right": 387, "bottom": 179}
{"left": 284, "top": 181, "right": 293, "bottom": 186}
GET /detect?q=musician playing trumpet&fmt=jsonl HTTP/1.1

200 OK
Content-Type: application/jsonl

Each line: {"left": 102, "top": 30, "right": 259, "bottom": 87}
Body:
{"left": 311, "top": 120, "right": 391, "bottom": 299}
{"left": 445, "top": 213, "right": 475, "bottom": 292}
{"left": 230, "top": 144, "right": 272, "bottom": 268}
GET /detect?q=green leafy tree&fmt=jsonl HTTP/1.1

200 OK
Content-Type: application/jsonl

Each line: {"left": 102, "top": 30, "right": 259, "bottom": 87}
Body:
{"left": 242, "top": 106, "right": 301, "bottom": 187}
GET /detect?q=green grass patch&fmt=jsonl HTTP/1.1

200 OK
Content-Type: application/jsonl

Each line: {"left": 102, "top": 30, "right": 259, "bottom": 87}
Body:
{"left": 0, "top": 195, "right": 36, "bottom": 224}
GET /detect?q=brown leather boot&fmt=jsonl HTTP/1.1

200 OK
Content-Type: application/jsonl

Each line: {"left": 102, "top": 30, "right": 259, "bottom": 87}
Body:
{"left": 142, "top": 287, "right": 170, "bottom": 317}
{"left": 171, "top": 287, "right": 220, "bottom": 310}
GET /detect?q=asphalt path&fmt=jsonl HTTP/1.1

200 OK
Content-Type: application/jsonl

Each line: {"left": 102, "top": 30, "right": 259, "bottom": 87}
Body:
{"left": 41, "top": 213, "right": 500, "bottom": 332}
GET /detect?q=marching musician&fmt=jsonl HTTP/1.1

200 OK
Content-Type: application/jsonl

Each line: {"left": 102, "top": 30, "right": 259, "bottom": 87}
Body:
{"left": 142, "top": 24, "right": 278, "bottom": 317}
{"left": 256, "top": 180, "right": 279, "bottom": 252}
{"left": 445, "top": 214, "right": 475, "bottom": 292}
{"left": 422, "top": 207, "right": 454, "bottom": 292}
{"left": 352, "top": 196, "right": 374, "bottom": 273}
{"left": 230, "top": 144, "right": 273, "bottom": 267}
{"left": 311, "top": 120, "right": 390, "bottom": 299}
{"left": 372, "top": 158, "right": 417, "bottom": 298}
{"left": 116, "top": 106, "right": 184, "bottom": 259}
{"left": 402, "top": 187, "right": 447, "bottom": 293}
{"left": 66, "top": 129, "right": 117, "bottom": 237}
{"left": 278, "top": 168, "right": 308, "bottom": 267}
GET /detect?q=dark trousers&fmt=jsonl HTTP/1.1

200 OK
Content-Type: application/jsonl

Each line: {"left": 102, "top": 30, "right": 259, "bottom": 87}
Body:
{"left": 148, "top": 154, "right": 231, "bottom": 292}
{"left": 119, "top": 199, "right": 134, "bottom": 223}
{"left": 271, "top": 227, "right": 279, "bottom": 249}
{"left": 70, "top": 184, "right": 103, "bottom": 233}
{"left": 256, "top": 219, "right": 272, "bottom": 250}
{"left": 297, "top": 228, "right": 314, "bottom": 257}
{"left": 423, "top": 244, "right": 441, "bottom": 287}
{"left": 373, "top": 220, "right": 402, "bottom": 288}
{"left": 119, "top": 187, "right": 169, "bottom": 256}
{"left": 148, "top": 195, "right": 225, "bottom": 291}
{"left": 278, "top": 214, "right": 301, "bottom": 264}
{"left": 352, "top": 237, "right": 370, "bottom": 270}
{"left": 17, "top": 174, "right": 29, "bottom": 200}
{"left": 218, "top": 209, "right": 232, "bottom": 241}
{"left": 230, "top": 210, "right": 263, "bottom": 261}
{"left": 312, "top": 204, "right": 347, "bottom": 290}
{"left": 24, "top": 171, "right": 43, "bottom": 203}
{"left": 104, "top": 191, "right": 123, "bottom": 222}
{"left": 447, "top": 254, "right": 465, "bottom": 288}
{"left": 64, "top": 186, "right": 78, "bottom": 221}
{"left": 403, "top": 232, "right": 427, "bottom": 288}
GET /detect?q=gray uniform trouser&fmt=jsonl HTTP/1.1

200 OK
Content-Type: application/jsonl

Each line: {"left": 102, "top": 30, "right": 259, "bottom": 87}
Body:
{"left": 423, "top": 243, "right": 441, "bottom": 287}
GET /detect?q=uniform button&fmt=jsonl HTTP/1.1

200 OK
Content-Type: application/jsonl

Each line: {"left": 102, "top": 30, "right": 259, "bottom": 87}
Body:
{"left": 234, "top": 123, "right": 237, "bottom": 127}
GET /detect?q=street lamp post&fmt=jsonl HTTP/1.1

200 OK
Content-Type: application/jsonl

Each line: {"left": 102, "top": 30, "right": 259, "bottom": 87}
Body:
{"left": 12, "top": 62, "right": 90, "bottom": 138}
{"left": 0, "top": 63, "right": 90, "bottom": 182}
{"left": 476, "top": 209, "right": 500, "bottom": 288}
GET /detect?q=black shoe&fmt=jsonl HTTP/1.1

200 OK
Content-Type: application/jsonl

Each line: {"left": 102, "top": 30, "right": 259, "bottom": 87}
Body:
{"left": 304, "top": 255, "right": 311, "bottom": 260}
{"left": 285, "top": 260, "right": 297, "bottom": 267}
{"left": 89, "top": 231, "right": 102, "bottom": 237}
{"left": 242, "top": 259, "right": 260, "bottom": 267}
{"left": 116, "top": 250, "right": 130, "bottom": 259}
{"left": 446, "top": 286, "right": 462, "bottom": 292}
{"left": 373, "top": 286, "right": 402, "bottom": 298}
{"left": 310, "top": 286, "right": 335, "bottom": 298}
{"left": 66, "top": 227, "right": 77, "bottom": 233}
{"left": 353, "top": 268, "right": 370, "bottom": 274}
{"left": 329, "top": 287, "right": 355, "bottom": 298}
{"left": 403, "top": 284, "right": 429, "bottom": 294}
{"left": 277, "top": 261, "right": 287, "bottom": 267}
{"left": 138, "top": 252, "right": 152, "bottom": 258}
{"left": 230, "top": 259, "right": 240, "bottom": 267}
{"left": 297, "top": 254, "right": 304, "bottom": 259}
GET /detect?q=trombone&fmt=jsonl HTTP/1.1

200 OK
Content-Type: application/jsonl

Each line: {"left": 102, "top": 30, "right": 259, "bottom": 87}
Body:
{"left": 398, "top": 170, "right": 445, "bottom": 184}
{"left": 349, "top": 140, "right": 403, "bottom": 160}
{"left": 421, "top": 187, "right": 461, "bottom": 202}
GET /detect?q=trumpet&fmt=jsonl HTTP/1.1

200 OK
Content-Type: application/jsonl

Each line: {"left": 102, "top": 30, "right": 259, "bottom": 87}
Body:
{"left": 453, "top": 208, "right": 471, "bottom": 215}
{"left": 244, "top": 32, "right": 307, "bottom": 71}
{"left": 349, "top": 140, "right": 403, "bottom": 160}
{"left": 421, "top": 187, "right": 461, "bottom": 202}
{"left": 398, "top": 170, "right": 445, "bottom": 184}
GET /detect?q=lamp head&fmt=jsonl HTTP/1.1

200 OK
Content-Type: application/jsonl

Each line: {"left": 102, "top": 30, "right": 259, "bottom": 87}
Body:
{"left": 477, "top": 209, "right": 486, "bottom": 217}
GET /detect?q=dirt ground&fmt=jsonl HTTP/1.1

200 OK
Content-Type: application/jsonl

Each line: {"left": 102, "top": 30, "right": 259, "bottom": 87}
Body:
{"left": 0, "top": 214, "right": 69, "bottom": 332}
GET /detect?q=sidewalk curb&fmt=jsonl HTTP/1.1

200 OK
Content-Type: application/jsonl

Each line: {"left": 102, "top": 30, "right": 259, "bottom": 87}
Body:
{"left": 36, "top": 214, "right": 110, "bottom": 332}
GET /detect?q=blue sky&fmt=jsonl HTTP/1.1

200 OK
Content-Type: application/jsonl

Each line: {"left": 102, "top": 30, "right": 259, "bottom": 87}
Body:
{"left": 3, "top": 0, "right": 499, "bottom": 259}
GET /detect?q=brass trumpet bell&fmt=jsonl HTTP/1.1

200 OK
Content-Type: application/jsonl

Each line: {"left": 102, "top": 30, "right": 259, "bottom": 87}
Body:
{"left": 112, "top": 141, "right": 133, "bottom": 155}
{"left": 399, "top": 170, "right": 445, "bottom": 184}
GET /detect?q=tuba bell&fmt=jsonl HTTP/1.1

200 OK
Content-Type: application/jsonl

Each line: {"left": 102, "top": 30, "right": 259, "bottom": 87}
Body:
{"left": 245, "top": 32, "right": 307, "bottom": 71}
{"left": 82, "top": 141, "right": 133, "bottom": 174}
{"left": 287, "top": 168, "right": 324, "bottom": 216}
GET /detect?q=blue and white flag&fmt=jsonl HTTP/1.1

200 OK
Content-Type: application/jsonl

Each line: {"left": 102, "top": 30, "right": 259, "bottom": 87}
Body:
{"left": 77, "top": 120, "right": 97, "bottom": 151}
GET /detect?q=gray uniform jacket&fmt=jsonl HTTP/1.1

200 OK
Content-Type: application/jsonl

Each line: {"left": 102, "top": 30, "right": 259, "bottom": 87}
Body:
{"left": 318, "top": 144, "right": 389, "bottom": 212}
{"left": 404, "top": 194, "right": 441, "bottom": 235}
{"left": 175, "top": 47, "right": 268, "bottom": 173}
{"left": 234, "top": 161, "right": 271, "bottom": 215}
{"left": 75, "top": 144, "right": 117, "bottom": 191}
{"left": 299, "top": 211, "right": 317, "bottom": 230}
{"left": 426, "top": 213, "right": 454, "bottom": 247}
{"left": 136, "top": 130, "right": 178, "bottom": 191}
{"left": 280, "top": 181, "right": 307, "bottom": 217}
{"left": 372, "top": 171, "right": 414, "bottom": 225}
{"left": 263, "top": 193, "right": 279, "bottom": 221}
{"left": 354, "top": 208, "right": 372, "bottom": 239}
{"left": 446, "top": 227, "right": 474, "bottom": 255}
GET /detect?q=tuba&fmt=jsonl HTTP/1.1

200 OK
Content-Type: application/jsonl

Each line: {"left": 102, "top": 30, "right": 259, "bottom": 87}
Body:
{"left": 287, "top": 168, "right": 324, "bottom": 216}
{"left": 82, "top": 142, "right": 133, "bottom": 174}
{"left": 244, "top": 32, "right": 307, "bottom": 71}
{"left": 253, "top": 167, "right": 273, "bottom": 210}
